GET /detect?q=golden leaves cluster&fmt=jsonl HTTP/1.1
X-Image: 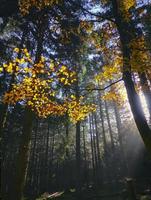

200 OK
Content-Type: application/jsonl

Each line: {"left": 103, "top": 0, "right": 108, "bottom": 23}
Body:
{"left": 130, "top": 36, "right": 151, "bottom": 72}
{"left": 0, "top": 48, "right": 31, "bottom": 74}
{"left": 19, "top": 0, "right": 61, "bottom": 15}
{"left": 3, "top": 77, "right": 65, "bottom": 118}
{"left": 1, "top": 48, "right": 72, "bottom": 118}
{"left": 117, "top": 0, "right": 136, "bottom": 20}
{"left": 118, "top": 0, "right": 136, "bottom": 12}
{"left": 66, "top": 96, "right": 96, "bottom": 123}
{"left": 95, "top": 56, "right": 122, "bottom": 84}
{"left": 102, "top": 84, "right": 127, "bottom": 106}
{"left": 1, "top": 48, "right": 95, "bottom": 122}
{"left": 57, "top": 65, "right": 77, "bottom": 86}
{"left": 95, "top": 56, "right": 125, "bottom": 106}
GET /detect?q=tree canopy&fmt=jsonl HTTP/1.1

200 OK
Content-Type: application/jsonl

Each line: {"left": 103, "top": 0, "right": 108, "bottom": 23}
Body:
{"left": 0, "top": 1, "right": 151, "bottom": 200}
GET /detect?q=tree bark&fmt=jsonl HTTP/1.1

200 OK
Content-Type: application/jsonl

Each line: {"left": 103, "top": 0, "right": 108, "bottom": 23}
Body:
{"left": 82, "top": 124, "right": 89, "bottom": 187}
{"left": 99, "top": 94, "right": 107, "bottom": 153}
{"left": 12, "top": 107, "right": 33, "bottom": 200}
{"left": 89, "top": 115, "right": 96, "bottom": 185}
{"left": 27, "top": 118, "right": 39, "bottom": 194}
{"left": 139, "top": 72, "right": 151, "bottom": 123}
{"left": 104, "top": 100, "right": 115, "bottom": 151}
{"left": 91, "top": 114, "right": 99, "bottom": 186}
{"left": 113, "top": 102, "right": 129, "bottom": 176}
{"left": 64, "top": 119, "right": 70, "bottom": 192}
{"left": 75, "top": 121, "right": 81, "bottom": 192}
{"left": 111, "top": 0, "right": 151, "bottom": 155}
{"left": 93, "top": 113, "right": 102, "bottom": 184}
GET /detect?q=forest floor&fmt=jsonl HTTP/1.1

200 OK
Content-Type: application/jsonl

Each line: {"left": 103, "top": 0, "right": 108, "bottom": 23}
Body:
{"left": 36, "top": 188, "right": 151, "bottom": 200}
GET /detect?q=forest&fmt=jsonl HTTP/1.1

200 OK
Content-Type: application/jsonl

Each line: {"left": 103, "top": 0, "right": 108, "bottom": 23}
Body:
{"left": 0, "top": 0, "right": 151, "bottom": 200}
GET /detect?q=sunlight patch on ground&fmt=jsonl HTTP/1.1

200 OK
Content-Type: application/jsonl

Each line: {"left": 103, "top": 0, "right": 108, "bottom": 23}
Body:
{"left": 37, "top": 191, "right": 64, "bottom": 200}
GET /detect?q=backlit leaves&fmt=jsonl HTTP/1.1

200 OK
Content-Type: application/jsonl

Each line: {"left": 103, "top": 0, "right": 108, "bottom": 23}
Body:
{"left": 67, "top": 96, "right": 96, "bottom": 123}
{"left": 1, "top": 48, "right": 94, "bottom": 123}
{"left": 117, "top": 0, "right": 136, "bottom": 21}
{"left": 102, "top": 83, "right": 127, "bottom": 106}
{"left": 95, "top": 56, "right": 122, "bottom": 84}
{"left": 130, "top": 36, "right": 151, "bottom": 72}
{"left": 57, "top": 65, "right": 77, "bottom": 86}
{"left": 19, "top": 0, "right": 61, "bottom": 15}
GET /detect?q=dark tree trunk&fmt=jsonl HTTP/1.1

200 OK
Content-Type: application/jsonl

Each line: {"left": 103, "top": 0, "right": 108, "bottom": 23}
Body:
{"left": 98, "top": 95, "right": 108, "bottom": 181}
{"left": 12, "top": 108, "right": 33, "bottom": 200}
{"left": 65, "top": 119, "right": 69, "bottom": 158}
{"left": 75, "top": 121, "right": 81, "bottom": 192}
{"left": 82, "top": 124, "right": 89, "bottom": 187}
{"left": 111, "top": 0, "right": 151, "bottom": 155}
{"left": 99, "top": 94, "right": 107, "bottom": 153}
{"left": 49, "top": 129, "right": 55, "bottom": 190}
{"left": 0, "top": 104, "right": 8, "bottom": 137}
{"left": 139, "top": 72, "right": 151, "bottom": 123}
{"left": 10, "top": 16, "right": 45, "bottom": 198}
{"left": 113, "top": 102, "right": 129, "bottom": 176}
{"left": 45, "top": 120, "right": 50, "bottom": 191}
{"left": 64, "top": 119, "right": 70, "bottom": 192}
{"left": 104, "top": 100, "right": 115, "bottom": 151}
{"left": 91, "top": 114, "right": 99, "bottom": 186}
{"left": 89, "top": 115, "right": 96, "bottom": 186}
{"left": 94, "top": 113, "right": 102, "bottom": 184}
{"left": 105, "top": 100, "right": 118, "bottom": 182}
{"left": 26, "top": 118, "right": 39, "bottom": 196}
{"left": 123, "top": 70, "right": 151, "bottom": 154}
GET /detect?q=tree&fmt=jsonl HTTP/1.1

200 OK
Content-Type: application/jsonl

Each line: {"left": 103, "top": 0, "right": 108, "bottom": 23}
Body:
{"left": 110, "top": 0, "right": 151, "bottom": 154}
{"left": 0, "top": 1, "right": 95, "bottom": 199}
{"left": 82, "top": 0, "right": 151, "bottom": 154}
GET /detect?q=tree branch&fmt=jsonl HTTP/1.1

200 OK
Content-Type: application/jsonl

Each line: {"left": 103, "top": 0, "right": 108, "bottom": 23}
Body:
{"left": 69, "top": 0, "right": 115, "bottom": 23}
{"left": 80, "top": 78, "right": 123, "bottom": 92}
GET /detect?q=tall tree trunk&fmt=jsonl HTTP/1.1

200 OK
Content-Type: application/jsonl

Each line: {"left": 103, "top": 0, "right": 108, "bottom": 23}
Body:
{"left": 98, "top": 95, "right": 108, "bottom": 182}
{"left": 75, "top": 77, "right": 82, "bottom": 192}
{"left": 113, "top": 102, "right": 129, "bottom": 176}
{"left": 36, "top": 155, "right": 41, "bottom": 196}
{"left": 12, "top": 108, "right": 33, "bottom": 200}
{"left": 64, "top": 119, "right": 70, "bottom": 192}
{"left": 45, "top": 120, "right": 50, "bottom": 191}
{"left": 65, "top": 119, "right": 69, "bottom": 158}
{"left": 123, "top": 70, "right": 151, "bottom": 154}
{"left": 104, "top": 100, "right": 118, "bottom": 182}
{"left": 11, "top": 17, "right": 45, "bottom": 198}
{"left": 91, "top": 114, "right": 99, "bottom": 186}
{"left": 139, "top": 72, "right": 151, "bottom": 123}
{"left": 39, "top": 130, "right": 46, "bottom": 193}
{"left": 89, "top": 115, "right": 96, "bottom": 185}
{"left": 49, "top": 129, "right": 55, "bottom": 190}
{"left": 82, "top": 124, "right": 89, "bottom": 187}
{"left": 27, "top": 118, "right": 39, "bottom": 195}
{"left": 94, "top": 113, "right": 102, "bottom": 184}
{"left": 33, "top": 145, "right": 39, "bottom": 196}
{"left": 104, "top": 100, "right": 115, "bottom": 151}
{"left": 111, "top": 0, "right": 151, "bottom": 155}
{"left": 75, "top": 121, "right": 81, "bottom": 192}
{"left": 99, "top": 94, "right": 107, "bottom": 153}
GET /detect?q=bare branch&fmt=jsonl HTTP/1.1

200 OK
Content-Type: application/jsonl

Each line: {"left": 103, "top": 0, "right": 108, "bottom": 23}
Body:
{"left": 80, "top": 78, "right": 123, "bottom": 92}
{"left": 68, "top": 0, "right": 115, "bottom": 23}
